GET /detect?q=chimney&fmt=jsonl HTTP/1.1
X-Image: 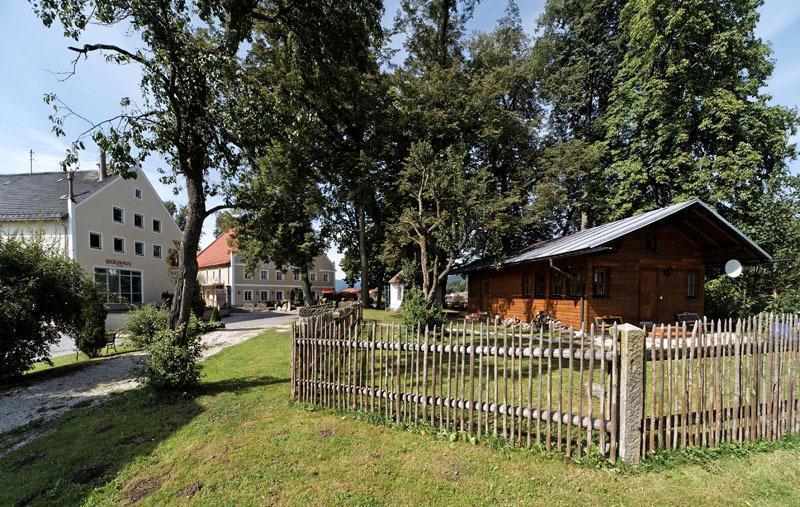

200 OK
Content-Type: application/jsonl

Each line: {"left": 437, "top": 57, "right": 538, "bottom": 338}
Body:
{"left": 98, "top": 150, "right": 107, "bottom": 181}
{"left": 67, "top": 171, "right": 75, "bottom": 202}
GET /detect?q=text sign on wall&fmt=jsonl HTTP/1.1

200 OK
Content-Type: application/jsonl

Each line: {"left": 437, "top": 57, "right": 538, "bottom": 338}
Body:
{"left": 106, "top": 258, "right": 132, "bottom": 267}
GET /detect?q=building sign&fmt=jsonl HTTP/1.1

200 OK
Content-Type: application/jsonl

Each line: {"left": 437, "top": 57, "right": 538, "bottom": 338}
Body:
{"left": 106, "top": 258, "right": 132, "bottom": 267}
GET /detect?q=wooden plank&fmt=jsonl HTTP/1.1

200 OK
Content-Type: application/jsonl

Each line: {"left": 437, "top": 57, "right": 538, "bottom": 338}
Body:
{"left": 537, "top": 323, "right": 544, "bottom": 447}
{"left": 517, "top": 325, "right": 524, "bottom": 446}
{"left": 599, "top": 323, "right": 608, "bottom": 457}
{"left": 470, "top": 321, "right": 476, "bottom": 436}
{"left": 577, "top": 322, "right": 585, "bottom": 458}
{"left": 681, "top": 322, "right": 689, "bottom": 448}
{"left": 461, "top": 321, "right": 467, "bottom": 433}
{"left": 447, "top": 323, "right": 454, "bottom": 432}
{"left": 422, "top": 325, "right": 429, "bottom": 423}
{"left": 527, "top": 325, "right": 534, "bottom": 448}
{"left": 503, "top": 324, "right": 509, "bottom": 439}
{"left": 658, "top": 328, "right": 666, "bottom": 451}
{"left": 477, "top": 321, "right": 484, "bottom": 440}
{"left": 494, "top": 321, "right": 500, "bottom": 436}
{"left": 667, "top": 325, "right": 674, "bottom": 450}
{"left": 396, "top": 325, "right": 402, "bottom": 425}
{"left": 610, "top": 324, "right": 619, "bottom": 462}
{"left": 587, "top": 325, "right": 595, "bottom": 456}
{"left": 546, "top": 322, "right": 553, "bottom": 451}
{"left": 566, "top": 326, "right": 574, "bottom": 457}
{"left": 510, "top": 324, "right": 516, "bottom": 442}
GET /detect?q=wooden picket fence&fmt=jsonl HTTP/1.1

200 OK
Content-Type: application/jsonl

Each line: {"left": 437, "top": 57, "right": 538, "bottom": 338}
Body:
{"left": 291, "top": 313, "right": 800, "bottom": 463}
{"left": 642, "top": 315, "right": 800, "bottom": 459}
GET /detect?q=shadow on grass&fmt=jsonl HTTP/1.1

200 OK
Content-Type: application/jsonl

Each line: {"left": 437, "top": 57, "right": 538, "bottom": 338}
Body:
{"left": 0, "top": 375, "right": 287, "bottom": 506}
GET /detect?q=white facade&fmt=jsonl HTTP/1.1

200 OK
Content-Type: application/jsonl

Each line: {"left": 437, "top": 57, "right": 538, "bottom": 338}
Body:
{"left": 0, "top": 168, "right": 182, "bottom": 304}
{"left": 389, "top": 282, "right": 404, "bottom": 311}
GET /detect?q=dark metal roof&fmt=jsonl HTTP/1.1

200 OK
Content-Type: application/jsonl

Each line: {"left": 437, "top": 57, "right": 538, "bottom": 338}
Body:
{"left": 0, "top": 171, "right": 114, "bottom": 221}
{"left": 455, "top": 199, "right": 771, "bottom": 273}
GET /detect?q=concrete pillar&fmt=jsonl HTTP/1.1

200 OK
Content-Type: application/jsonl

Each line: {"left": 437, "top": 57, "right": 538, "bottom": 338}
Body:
{"left": 616, "top": 323, "right": 645, "bottom": 463}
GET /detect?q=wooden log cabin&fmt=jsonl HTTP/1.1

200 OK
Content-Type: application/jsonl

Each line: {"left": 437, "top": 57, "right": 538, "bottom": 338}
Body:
{"left": 457, "top": 199, "right": 771, "bottom": 329}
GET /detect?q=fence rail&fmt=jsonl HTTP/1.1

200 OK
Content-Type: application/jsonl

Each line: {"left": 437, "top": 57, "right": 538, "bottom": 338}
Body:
{"left": 292, "top": 313, "right": 800, "bottom": 463}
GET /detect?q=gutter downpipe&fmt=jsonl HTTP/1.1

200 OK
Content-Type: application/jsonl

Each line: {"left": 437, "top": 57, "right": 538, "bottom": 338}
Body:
{"left": 67, "top": 172, "right": 77, "bottom": 260}
{"left": 549, "top": 258, "right": 585, "bottom": 332}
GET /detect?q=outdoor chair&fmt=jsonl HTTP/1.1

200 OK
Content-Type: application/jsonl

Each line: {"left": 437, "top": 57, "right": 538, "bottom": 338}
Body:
{"left": 105, "top": 331, "right": 118, "bottom": 355}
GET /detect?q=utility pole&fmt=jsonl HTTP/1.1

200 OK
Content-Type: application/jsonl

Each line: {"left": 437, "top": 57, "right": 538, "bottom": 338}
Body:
{"left": 29, "top": 150, "right": 34, "bottom": 175}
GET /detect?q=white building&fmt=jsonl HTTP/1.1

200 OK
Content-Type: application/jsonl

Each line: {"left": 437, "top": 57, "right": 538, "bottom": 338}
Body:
{"left": 0, "top": 162, "right": 182, "bottom": 304}
{"left": 388, "top": 270, "right": 404, "bottom": 311}
{"left": 197, "top": 229, "right": 336, "bottom": 308}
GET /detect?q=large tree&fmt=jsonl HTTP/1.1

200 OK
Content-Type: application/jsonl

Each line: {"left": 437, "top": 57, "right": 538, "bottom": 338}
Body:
{"left": 33, "top": 0, "right": 382, "bottom": 327}
{"left": 601, "top": 0, "right": 798, "bottom": 220}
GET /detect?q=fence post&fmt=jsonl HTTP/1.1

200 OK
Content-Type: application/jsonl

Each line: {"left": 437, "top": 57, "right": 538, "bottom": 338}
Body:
{"left": 616, "top": 323, "right": 645, "bottom": 463}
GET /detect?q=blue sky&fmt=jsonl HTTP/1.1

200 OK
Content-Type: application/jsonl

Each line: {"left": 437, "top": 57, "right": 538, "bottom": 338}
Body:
{"left": 1, "top": 0, "right": 799, "bottom": 278}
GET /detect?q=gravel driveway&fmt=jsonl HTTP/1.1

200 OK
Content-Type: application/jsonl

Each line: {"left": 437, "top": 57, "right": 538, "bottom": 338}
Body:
{"left": 0, "top": 312, "right": 296, "bottom": 445}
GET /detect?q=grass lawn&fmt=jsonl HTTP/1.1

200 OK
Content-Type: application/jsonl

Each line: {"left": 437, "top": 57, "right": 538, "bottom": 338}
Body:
{"left": 3, "top": 329, "right": 800, "bottom": 505}
{"left": 363, "top": 308, "right": 403, "bottom": 324}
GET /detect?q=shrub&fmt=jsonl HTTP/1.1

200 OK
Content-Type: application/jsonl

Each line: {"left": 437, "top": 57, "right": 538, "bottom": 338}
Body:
{"left": 124, "top": 304, "right": 169, "bottom": 347}
{"left": 191, "top": 279, "right": 206, "bottom": 318}
{"left": 0, "top": 235, "right": 85, "bottom": 381}
{"left": 209, "top": 306, "right": 220, "bottom": 323}
{"left": 70, "top": 282, "right": 108, "bottom": 357}
{"left": 138, "top": 315, "right": 204, "bottom": 390}
{"left": 401, "top": 286, "right": 445, "bottom": 328}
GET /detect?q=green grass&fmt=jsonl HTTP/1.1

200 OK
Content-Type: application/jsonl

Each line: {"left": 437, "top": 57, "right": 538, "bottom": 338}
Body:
{"left": 3, "top": 329, "right": 800, "bottom": 505}
{"left": 363, "top": 308, "right": 404, "bottom": 324}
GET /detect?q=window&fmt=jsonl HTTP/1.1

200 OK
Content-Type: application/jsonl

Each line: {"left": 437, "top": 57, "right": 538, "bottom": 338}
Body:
{"left": 275, "top": 290, "right": 284, "bottom": 301}
{"left": 152, "top": 218, "right": 162, "bottom": 233}
{"left": 550, "top": 272, "right": 563, "bottom": 298}
{"left": 134, "top": 241, "right": 145, "bottom": 256}
{"left": 276, "top": 271, "right": 284, "bottom": 281}
{"left": 569, "top": 272, "right": 583, "bottom": 298}
{"left": 323, "top": 273, "right": 330, "bottom": 282}
{"left": 243, "top": 290, "right": 253, "bottom": 302}
{"left": 134, "top": 213, "right": 144, "bottom": 229}
{"left": 293, "top": 272, "right": 300, "bottom": 281}
{"left": 310, "top": 273, "right": 317, "bottom": 282}
{"left": 153, "top": 244, "right": 162, "bottom": 258}
{"left": 94, "top": 268, "right": 142, "bottom": 304}
{"left": 534, "top": 272, "right": 546, "bottom": 298}
{"left": 522, "top": 273, "right": 532, "bottom": 297}
{"left": 113, "top": 237, "right": 125, "bottom": 253}
{"left": 260, "top": 269, "right": 268, "bottom": 280}
{"left": 687, "top": 273, "right": 698, "bottom": 299}
{"left": 592, "top": 268, "right": 610, "bottom": 298}
{"left": 89, "top": 232, "right": 102, "bottom": 250}
{"left": 260, "top": 290, "right": 269, "bottom": 301}
{"left": 112, "top": 206, "right": 124, "bottom": 224}
{"left": 645, "top": 232, "right": 657, "bottom": 251}
{"left": 134, "top": 188, "right": 142, "bottom": 199}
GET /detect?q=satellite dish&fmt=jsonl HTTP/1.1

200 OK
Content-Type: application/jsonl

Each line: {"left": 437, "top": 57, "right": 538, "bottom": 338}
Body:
{"left": 725, "top": 259, "right": 743, "bottom": 278}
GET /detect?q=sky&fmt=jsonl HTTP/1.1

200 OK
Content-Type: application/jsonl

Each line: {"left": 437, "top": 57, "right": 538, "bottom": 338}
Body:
{"left": 1, "top": 0, "right": 799, "bottom": 279}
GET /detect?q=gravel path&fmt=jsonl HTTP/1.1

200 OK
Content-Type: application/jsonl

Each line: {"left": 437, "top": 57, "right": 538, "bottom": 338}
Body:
{"left": 0, "top": 320, "right": 293, "bottom": 441}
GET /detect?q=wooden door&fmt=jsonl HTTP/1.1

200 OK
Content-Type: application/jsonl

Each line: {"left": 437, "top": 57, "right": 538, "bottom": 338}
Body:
{"left": 639, "top": 269, "right": 658, "bottom": 323}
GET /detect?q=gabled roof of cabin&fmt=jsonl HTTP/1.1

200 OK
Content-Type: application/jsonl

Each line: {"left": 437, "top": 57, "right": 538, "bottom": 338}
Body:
{"left": 0, "top": 171, "right": 115, "bottom": 221}
{"left": 455, "top": 199, "right": 771, "bottom": 273}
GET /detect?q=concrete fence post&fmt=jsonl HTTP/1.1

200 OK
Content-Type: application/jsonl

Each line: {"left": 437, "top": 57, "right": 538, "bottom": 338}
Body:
{"left": 616, "top": 323, "right": 645, "bottom": 463}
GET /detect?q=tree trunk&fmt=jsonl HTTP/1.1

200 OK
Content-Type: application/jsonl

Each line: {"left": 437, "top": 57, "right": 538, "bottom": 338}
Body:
{"left": 169, "top": 171, "right": 206, "bottom": 329}
{"left": 357, "top": 204, "right": 370, "bottom": 307}
{"left": 301, "top": 272, "right": 314, "bottom": 307}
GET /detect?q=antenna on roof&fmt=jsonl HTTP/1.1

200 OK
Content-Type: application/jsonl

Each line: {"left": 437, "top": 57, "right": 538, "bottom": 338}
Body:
{"left": 29, "top": 150, "right": 34, "bottom": 175}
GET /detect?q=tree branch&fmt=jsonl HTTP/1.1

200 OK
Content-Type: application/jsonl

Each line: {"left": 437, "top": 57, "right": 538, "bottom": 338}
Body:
{"left": 205, "top": 204, "right": 232, "bottom": 218}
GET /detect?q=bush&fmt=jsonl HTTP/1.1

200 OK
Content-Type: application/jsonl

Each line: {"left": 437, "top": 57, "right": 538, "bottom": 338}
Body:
{"left": 0, "top": 236, "right": 85, "bottom": 381}
{"left": 401, "top": 286, "right": 446, "bottom": 328}
{"left": 191, "top": 279, "right": 206, "bottom": 318}
{"left": 124, "top": 304, "right": 169, "bottom": 347}
{"left": 70, "top": 282, "right": 107, "bottom": 357}
{"left": 209, "top": 306, "right": 220, "bottom": 323}
{"left": 138, "top": 315, "right": 204, "bottom": 390}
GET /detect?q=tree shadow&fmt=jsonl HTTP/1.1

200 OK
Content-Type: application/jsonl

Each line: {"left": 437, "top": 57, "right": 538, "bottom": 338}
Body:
{"left": 0, "top": 375, "right": 286, "bottom": 506}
